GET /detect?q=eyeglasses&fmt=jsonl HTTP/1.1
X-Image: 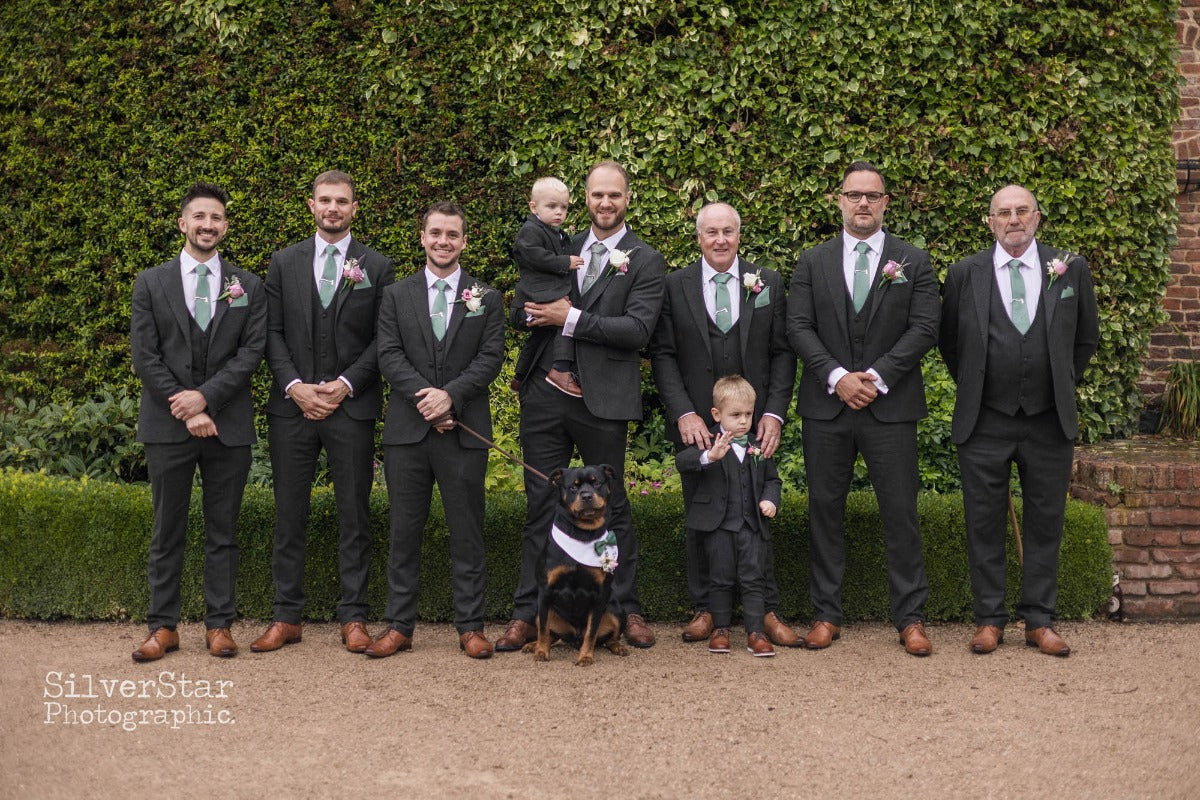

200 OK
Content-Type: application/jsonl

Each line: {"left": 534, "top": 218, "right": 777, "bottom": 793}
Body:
{"left": 990, "top": 207, "right": 1036, "bottom": 221}
{"left": 841, "top": 191, "right": 886, "bottom": 204}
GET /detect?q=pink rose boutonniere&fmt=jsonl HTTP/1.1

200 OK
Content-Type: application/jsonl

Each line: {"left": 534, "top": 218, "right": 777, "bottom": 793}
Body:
{"left": 877, "top": 258, "right": 910, "bottom": 289}
{"left": 1046, "top": 254, "right": 1075, "bottom": 285}
{"left": 606, "top": 246, "right": 640, "bottom": 277}
{"left": 217, "top": 276, "right": 245, "bottom": 304}
{"left": 342, "top": 257, "right": 365, "bottom": 285}
{"left": 746, "top": 443, "right": 763, "bottom": 463}
{"left": 456, "top": 283, "right": 486, "bottom": 315}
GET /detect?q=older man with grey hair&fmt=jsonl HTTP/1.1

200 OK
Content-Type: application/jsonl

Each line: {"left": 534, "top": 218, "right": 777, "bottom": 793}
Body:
{"left": 650, "top": 201, "right": 798, "bottom": 646}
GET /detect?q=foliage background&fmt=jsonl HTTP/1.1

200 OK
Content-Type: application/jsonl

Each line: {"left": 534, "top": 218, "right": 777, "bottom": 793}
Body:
{"left": 0, "top": 0, "right": 1180, "bottom": 491}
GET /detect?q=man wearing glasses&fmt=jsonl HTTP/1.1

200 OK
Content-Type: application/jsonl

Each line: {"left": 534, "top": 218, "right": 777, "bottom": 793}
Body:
{"left": 939, "top": 185, "right": 1098, "bottom": 657}
{"left": 786, "top": 161, "right": 940, "bottom": 655}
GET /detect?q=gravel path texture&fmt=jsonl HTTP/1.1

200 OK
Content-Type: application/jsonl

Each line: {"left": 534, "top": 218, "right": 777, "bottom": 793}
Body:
{"left": 2, "top": 618, "right": 1198, "bottom": 799}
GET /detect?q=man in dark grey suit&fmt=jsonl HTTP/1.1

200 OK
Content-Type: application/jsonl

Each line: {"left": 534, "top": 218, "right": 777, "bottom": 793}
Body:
{"left": 787, "top": 161, "right": 940, "bottom": 656}
{"left": 495, "top": 160, "right": 666, "bottom": 651}
{"left": 650, "top": 201, "right": 799, "bottom": 646}
{"left": 131, "top": 183, "right": 266, "bottom": 662}
{"left": 252, "top": 171, "right": 395, "bottom": 655}
{"left": 940, "top": 184, "right": 1099, "bottom": 657}
{"left": 365, "top": 201, "right": 504, "bottom": 660}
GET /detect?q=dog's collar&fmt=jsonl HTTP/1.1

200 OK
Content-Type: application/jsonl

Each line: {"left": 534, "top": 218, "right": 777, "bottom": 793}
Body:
{"left": 551, "top": 524, "right": 619, "bottom": 573}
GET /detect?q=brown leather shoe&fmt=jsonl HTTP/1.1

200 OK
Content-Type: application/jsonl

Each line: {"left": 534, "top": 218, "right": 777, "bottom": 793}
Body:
{"left": 970, "top": 625, "right": 1004, "bottom": 654}
{"left": 545, "top": 368, "right": 583, "bottom": 397}
{"left": 205, "top": 627, "right": 238, "bottom": 658}
{"left": 340, "top": 621, "right": 372, "bottom": 653}
{"left": 624, "top": 613, "right": 656, "bottom": 648}
{"left": 1026, "top": 626, "right": 1071, "bottom": 657}
{"left": 900, "top": 621, "right": 932, "bottom": 656}
{"left": 708, "top": 627, "right": 731, "bottom": 653}
{"left": 747, "top": 631, "right": 776, "bottom": 657}
{"left": 459, "top": 630, "right": 494, "bottom": 659}
{"left": 495, "top": 619, "right": 536, "bottom": 651}
{"left": 364, "top": 628, "right": 412, "bottom": 658}
{"left": 682, "top": 611, "right": 714, "bottom": 642}
{"left": 802, "top": 620, "right": 841, "bottom": 649}
{"left": 763, "top": 612, "right": 801, "bottom": 647}
{"left": 250, "top": 621, "right": 302, "bottom": 652}
{"left": 132, "top": 627, "right": 179, "bottom": 663}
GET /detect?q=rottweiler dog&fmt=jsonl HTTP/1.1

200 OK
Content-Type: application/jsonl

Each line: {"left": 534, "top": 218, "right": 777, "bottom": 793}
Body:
{"left": 524, "top": 465, "right": 630, "bottom": 666}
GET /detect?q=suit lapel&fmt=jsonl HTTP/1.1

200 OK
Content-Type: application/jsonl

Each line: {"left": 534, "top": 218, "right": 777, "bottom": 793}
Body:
{"left": 207, "top": 257, "right": 230, "bottom": 341}
{"left": 737, "top": 261, "right": 755, "bottom": 358}
{"left": 683, "top": 263, "right": 713, "bottom": 360}
{"left": 1039, "top": 245, "right": 1059, "bottom": 330}
{"left": 442, "top": 271, "right": 471, "bottom": 352}
{"left": 162, "top": 260, "right": 193, "bottom": 349}
{"left": 332, "top": 239, "right": 364, "bottom": 320}
{"left": 406, "top": 275, "right": 435, "bottom": 355}
{"left": 865, "top": 235, "right": 894, "bottom": 329}
{"left": 971, "top": 252, "right": 993, "bottom": 351}
{"left": 291, "top": 239, "right": 316, "bottom": 340}
{"left": 578, "top": 230, "right": 637, "bottom": 311}
{"left": 818, "top": 240, "right": 851, "bottom": 343}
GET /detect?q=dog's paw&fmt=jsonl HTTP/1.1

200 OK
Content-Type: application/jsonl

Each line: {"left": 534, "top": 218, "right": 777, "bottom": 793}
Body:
{"left": 607, "top": 641, "right": 630, "bottom": 657}
{"left": 532, "top": 647, "right": 551, "bottom": 662}
{"left": 521, "top": 642, "right": 535, "bottom": 653}
{"left": 574, "top": 654, "right": 595, "bottom": 667}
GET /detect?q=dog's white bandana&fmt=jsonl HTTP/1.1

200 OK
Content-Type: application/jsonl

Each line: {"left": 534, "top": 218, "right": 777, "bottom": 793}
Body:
{"left": 551, "top": 524, "right": 619, "bottom": 573}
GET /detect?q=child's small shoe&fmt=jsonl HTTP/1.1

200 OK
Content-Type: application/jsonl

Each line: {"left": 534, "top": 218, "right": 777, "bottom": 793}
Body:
{"left": 707, "top": 627, "right": 731, "bottom": 653}
{"left": 747, "top": 631, "right": 775, "bottom": 657}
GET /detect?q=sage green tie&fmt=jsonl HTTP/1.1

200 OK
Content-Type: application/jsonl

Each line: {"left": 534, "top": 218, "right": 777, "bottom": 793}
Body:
{"left": 581, "top": 241, "right": 607, "bottom": 293}
{"left": 318, "top": 244, "right": 339, "bottom": 308}
{"left": 852, "top": 241, "right": 870, "bottom": 313}
{"left": 1008, "top": 259, "right": 1031, "bottom": 334}
{"left": 432, "top": 279, "right": 449, "bottom": 341}
{"left": 194, "top": 262, "right": 211, "bottom": 331}
{"left": 713, "top": 272, "right": 733, "bottom": 333}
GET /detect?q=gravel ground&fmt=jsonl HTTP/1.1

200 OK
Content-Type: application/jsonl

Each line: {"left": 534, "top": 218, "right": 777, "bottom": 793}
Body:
{"left": 2, "top": 618, "right": 1198, "bottom": 799}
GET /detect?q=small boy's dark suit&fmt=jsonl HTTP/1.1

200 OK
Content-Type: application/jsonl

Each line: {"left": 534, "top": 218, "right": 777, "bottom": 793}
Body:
{"left": 512, "top": 214, "right": 574, "bottom": 381}
{"left": 676, "top": 427, "right": 783, "bottom": 632}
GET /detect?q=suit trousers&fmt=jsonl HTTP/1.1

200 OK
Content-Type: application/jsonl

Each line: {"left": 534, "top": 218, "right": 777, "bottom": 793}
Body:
{"left": 267, "top": 408, "right": 375, "bottom": 624}
{"left": 956, "top": 406, "right": 1074, "bottom": 629}
{"left": 705, "top": 525, "right": 766, "bottom": 632}
{"left": 382, "top": 435, "right": 487, "bottom": 636}
{"left": 679, "top": 463, "right": 781, "bottom": 614}
{"left": 513, "top": 376, "right": 641, "bottom": 621}
{"left": 802, "top": 410, "right": 928, "bottom": 629}
{"left": 144, "top": 438, "right": 250, "bottom": 630}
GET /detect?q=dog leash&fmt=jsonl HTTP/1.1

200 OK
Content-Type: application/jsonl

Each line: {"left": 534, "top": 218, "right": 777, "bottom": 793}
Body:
{"left": 439, "top": 416, "right": 551, "bottom": 483}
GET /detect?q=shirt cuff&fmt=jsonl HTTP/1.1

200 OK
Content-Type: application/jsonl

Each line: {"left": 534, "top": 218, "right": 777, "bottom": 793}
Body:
{"left": 826, "top": 367, "right": 849, "bottom": 395}
{"left": 562, "top": 307, "right": 582, "bottom": 337}
{"left": 338, "top": 376, "right": 354, "bottom": 397}
{"left": 677, "top": 410, "right": 699, "bottom": 423}
{"left": 284, "top": 379, "right": 301, "bottom": 399}
{"left": 700, "top": 450, "right": 712, "bottom": 466}
{"left": 866, "top": 368, "right": 889, "bottom": 394}
{"left": 763, "top": 412, "right": 784, "bottom": 425}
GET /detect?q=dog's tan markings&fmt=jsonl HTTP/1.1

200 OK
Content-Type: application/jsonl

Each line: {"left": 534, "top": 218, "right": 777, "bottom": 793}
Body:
{"left": 575, "top": 611, "right": 598, "bottom": 666}
{"left": 545, "top": 565, "right": 571, "bottom": 586}
{"left": 583, "top": 566, "right": 606, "bottom": 587}
{"left": 597, "top": 614, "right": 629, "bottom": 656}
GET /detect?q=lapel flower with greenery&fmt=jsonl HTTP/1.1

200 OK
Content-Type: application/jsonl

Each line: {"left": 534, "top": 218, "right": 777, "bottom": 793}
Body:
{"left": 1046, "top": 254, "right": 1076, "bottom": 285}
{"left": 877, "top": 258, "right": 909, "bottom": 289}
{"left": 456, "top": 283, "right": 486, "bottom": 313}
{"left": 742, "top": 270, "right": 764, "bottom": 301}
{"left": 746, "top": 443, "right": 763, "bottom": 463}
{"left": 217, "top": 276, "right": 244, "bottom": 303}
{"left": 606, "top": 246, "right": 640, "bottom": 277}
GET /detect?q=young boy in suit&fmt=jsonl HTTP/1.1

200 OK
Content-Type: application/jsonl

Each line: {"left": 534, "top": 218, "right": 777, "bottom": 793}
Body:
{"left": 675, "top": 376, "right": 782, "bottom": 656}
{"left": 511, "top": 176, "right": 585, "bottom": 396}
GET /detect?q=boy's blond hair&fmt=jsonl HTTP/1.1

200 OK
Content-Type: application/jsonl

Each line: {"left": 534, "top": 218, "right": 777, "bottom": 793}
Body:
{"left": 530, "top": 176, "right": 570, "bottom": 199}
{"left": 712, "top": 375, "right": 757, "bottom": 410}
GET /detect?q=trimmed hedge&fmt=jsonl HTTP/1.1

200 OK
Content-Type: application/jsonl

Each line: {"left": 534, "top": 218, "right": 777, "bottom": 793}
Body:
{"left": 0, "top": 472, "right": 1111, "bottom": 623}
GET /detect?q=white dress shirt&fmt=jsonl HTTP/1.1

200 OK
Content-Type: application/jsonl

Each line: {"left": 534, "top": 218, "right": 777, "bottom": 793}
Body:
{"left": 992, "top": 241, "right": 1043, "bottom": 326}
{"left": 562, "top": 225, "right": 628, "bottom": 337}
{"left": 701, "top": 257, "right": 741, "bottom": 329}
{"left": 425, "top": 266, "right": 461, "bottom": 317}
{"left": 179, "top": 250, "right": 220, "bottom": 324}
{"left": 826, "top": 229, "right": 889, "bottom": 395}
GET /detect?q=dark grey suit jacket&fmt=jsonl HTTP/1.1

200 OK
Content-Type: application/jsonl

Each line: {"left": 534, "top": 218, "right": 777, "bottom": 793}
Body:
{"left": 512, "top": 227, "right": 666, "bottom": 421}
{"left": 939, "top": 243, "right": 1100, "bottom": 442}
{"left": 377, "top": 271, "right": 505, "bottom": 449}
{"left": 675, "top": 428, "right": 783, "bottom": 536}
{"left": 787, "top": 233, "right": 940, "bottom": 422}
{"left": 650, "top": 259, "right": 795, "bottom": 446}
{"left": 131, "top": 256, "right": 266, "bottom": 446}
{"left": 264, "top": 236, "right": 394, "bottom": 420}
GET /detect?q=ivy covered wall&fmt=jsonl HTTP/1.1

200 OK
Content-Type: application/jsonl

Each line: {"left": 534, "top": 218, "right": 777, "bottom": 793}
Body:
{"left": 0, "top": 1, "right": 1179, "bottom": 455}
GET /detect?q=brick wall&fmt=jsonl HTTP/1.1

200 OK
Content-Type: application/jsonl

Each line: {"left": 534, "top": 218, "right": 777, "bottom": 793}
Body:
{"left": 1071, "top": 439, "right": 1200, "bottom": 618}
{"left": 1142, "top": 2, "right": 1200, "bottom": 395}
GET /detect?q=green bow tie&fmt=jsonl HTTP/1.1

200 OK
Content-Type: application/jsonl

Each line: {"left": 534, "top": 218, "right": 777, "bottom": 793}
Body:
{"left": 731, "top": 435, "right": 749, "bottom": 446}
{"left": 592, "top": 530, "right": 617, "bottom": 556}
